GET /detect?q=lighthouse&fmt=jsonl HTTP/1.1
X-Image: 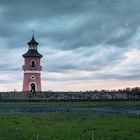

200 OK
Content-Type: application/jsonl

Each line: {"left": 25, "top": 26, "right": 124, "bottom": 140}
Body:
{"left": 22, "top": 35, "right": 43, "bottom": 92}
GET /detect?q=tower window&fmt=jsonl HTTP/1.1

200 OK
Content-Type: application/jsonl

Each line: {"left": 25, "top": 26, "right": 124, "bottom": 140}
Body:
{"left": 31, "top": 75, "right": 35, "bottom": 80}
{"left": 31, "top": 60, "right": 36, "bottom": 68}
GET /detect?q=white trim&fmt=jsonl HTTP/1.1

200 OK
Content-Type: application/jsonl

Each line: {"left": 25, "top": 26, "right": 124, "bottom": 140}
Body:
{"left": 24, "top": 71, "right": 41, "bottom": 74}
{"left": 29, "top": 82, "right": 37, "bottom": 91}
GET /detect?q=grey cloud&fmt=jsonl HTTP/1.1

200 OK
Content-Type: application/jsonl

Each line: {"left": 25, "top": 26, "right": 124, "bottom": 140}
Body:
{"left": 1, "top": 0, "right": 140, "bottom": 49}
{"left": 0, "top": 0, "right": 140, "bottom": 87}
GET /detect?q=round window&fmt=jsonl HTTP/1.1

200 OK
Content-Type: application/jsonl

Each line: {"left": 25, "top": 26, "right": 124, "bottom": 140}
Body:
{"left": 31, "top": 75, "right": 35, "bottom": 80}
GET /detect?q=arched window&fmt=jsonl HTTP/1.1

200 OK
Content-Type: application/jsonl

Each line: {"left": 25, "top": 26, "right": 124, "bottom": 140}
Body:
{"left": 31, "top": 60, "right": 36, "bottom": 68}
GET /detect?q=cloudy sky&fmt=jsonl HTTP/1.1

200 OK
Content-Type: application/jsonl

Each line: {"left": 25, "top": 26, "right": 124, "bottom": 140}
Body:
{"left": 0, "top": 0, "right": 140, "bottom": 91}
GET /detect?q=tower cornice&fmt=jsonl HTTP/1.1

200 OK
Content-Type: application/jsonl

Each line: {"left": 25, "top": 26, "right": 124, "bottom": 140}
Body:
{"left": 24, "top": 71, "right": 41, "bottom": 74}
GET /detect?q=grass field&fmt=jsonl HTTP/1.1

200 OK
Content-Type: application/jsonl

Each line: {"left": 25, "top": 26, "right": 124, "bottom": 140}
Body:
{"left": 0, "top": 101, "right": 139, "bottom": 140}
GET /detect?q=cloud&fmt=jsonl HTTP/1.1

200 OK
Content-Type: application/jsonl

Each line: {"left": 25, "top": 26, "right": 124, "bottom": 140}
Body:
{"left": 0, "top": 0, "right": 140, "bottom": 91}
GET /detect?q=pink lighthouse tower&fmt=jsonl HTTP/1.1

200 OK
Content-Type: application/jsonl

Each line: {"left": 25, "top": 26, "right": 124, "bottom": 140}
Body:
{"left": 22, "top": 34, "right": 43, "bottom": 92}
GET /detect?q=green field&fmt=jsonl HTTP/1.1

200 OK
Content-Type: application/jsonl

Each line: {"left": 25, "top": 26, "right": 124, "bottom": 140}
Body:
{"left": 0, "top": 101, "right": 139, "bottom": 140}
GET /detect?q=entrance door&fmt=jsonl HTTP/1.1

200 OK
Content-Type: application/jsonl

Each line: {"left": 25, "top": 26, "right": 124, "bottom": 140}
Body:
{"left": 30, "top": 83, "right": 36, "bottom": 93}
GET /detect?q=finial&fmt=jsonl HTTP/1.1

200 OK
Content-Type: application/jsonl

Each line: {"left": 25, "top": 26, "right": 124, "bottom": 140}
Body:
{"left": 31, "top": 30, "right": 35, "bottom": 38}
{"left": 27, "top": 30, "right": 39, "bottom": 45}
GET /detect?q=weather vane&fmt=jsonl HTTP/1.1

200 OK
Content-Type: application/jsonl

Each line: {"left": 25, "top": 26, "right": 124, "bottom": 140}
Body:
{"left": 32, "top": 30, "right": 35, "bottom": 36}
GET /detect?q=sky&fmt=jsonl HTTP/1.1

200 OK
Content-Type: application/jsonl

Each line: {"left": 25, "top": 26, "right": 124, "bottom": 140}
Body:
{"left": 0, "top": 0, "right": 140, "bottom": 91}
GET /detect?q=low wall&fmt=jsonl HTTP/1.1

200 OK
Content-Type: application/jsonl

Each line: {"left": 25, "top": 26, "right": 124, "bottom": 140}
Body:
{"left": 0, "top": 91, "right": 139, "bottom": 102}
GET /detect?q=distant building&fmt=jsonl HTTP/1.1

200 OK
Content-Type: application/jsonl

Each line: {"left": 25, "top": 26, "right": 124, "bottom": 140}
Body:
{"left": 22, "top": 35, "right": 43, "bottom": 92}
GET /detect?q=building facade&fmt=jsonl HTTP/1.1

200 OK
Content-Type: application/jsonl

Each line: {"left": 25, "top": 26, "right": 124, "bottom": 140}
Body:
{"left": 22, "top": 35, "right": 43, "bottom": 92}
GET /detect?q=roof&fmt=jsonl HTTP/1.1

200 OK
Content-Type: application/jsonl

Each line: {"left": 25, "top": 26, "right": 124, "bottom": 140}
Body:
{"left": 27, "top": 35, "right": 39, "bottom": 45}
{"left": 23, "top": 49, "right": 43, "bottom": 58}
